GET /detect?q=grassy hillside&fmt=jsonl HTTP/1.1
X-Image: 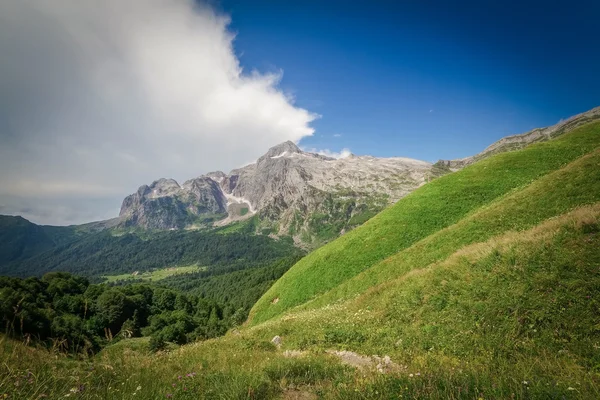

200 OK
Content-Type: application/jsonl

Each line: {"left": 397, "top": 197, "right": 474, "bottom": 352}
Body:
{"left": 249, "top": 121, "right": 600, "bottom": 324}
{"left": 3, "top": 229, "right": 302, "bottom": 279}
{"left": 1, "top": 120, "right": 599, "bottom": 399}
{"left": 2, "top": 204, "right": 599, "bottom": 399}
{"left": 0, "top": 216, "right": 80, "bottom": 265}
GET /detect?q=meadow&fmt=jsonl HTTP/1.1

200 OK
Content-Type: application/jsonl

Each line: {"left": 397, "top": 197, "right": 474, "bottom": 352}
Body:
{"left": 1, "top": 121, "right": 599, "bottom": 399}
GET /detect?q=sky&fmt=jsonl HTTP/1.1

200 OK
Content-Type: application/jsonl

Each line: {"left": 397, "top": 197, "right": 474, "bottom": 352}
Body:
{"left": 0, "top": 0, "right": 599, "bottom": 225}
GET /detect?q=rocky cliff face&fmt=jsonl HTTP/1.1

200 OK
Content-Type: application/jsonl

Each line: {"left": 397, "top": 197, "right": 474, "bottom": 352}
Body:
{"left": 436, "top": 106, "right": 600, "bottom": 170}
{"left": 118, "top": 106, "right": 600, "bottom": 244}
{"left": 119, "top": 141, "right": 439, "bottom": 244}
{"left": 119, "top": 178, "right": 226, "bottom": 229}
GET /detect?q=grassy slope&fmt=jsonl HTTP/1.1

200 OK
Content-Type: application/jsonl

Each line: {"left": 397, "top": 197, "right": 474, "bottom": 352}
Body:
{"left": 289, "top": 145, "right": 600, "bottom": 315}
{"left": 2, "top": 204, "right": 599, "bottom": 399}
{"left": 102, "top": 265, "right": 205, "bottom": 283}
{"left": 249, "top": 121, "right": 600, "bottom": 324}
{"left": 246, "top": 204, "right": 600, "bottom": 399}
{"left": 0, "top": 216, "right": 80, "bottom": 265}
{"left": 2, "top": 121, "right": 600, "bottom": 399}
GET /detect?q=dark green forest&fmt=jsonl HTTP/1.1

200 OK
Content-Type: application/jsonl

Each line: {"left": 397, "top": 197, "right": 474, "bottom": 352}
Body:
{"left": 2, "top": 227, "right": 303, "bottom": 279}
{"left": 160, "top": 255, "right": 304, "bottom": 310}
{"left": 0, "top": 215, "right": 307, "bottom": 354}
{"left": 0, "top": 272, "right": 236, "bottom": 353}
{"left": 0, "top": 213, "right": 309, "bottom": 356}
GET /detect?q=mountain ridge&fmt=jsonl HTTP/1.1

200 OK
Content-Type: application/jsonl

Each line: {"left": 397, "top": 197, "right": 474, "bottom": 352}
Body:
{"left": 436, "top": 105, "right": 600, "bottom": 170}
{"left": 118, "top": 142, "right": 438, "bottom": 245}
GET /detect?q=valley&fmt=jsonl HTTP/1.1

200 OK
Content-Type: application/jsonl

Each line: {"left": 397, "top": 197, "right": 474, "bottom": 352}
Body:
{"left": 1, "top": 109, "right": 599, "bottom": 399}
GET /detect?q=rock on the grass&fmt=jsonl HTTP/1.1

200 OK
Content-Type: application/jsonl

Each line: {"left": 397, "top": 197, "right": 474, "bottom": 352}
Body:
{"left": 271, "top": 335, "right": 282, "bottom": 346}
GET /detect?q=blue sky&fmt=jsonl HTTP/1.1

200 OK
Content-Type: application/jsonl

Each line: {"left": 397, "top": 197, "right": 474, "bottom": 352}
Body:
{"left": 219, "top": 0, "right": 600, "bottom": 161}
{"left": 1, "top": 0, "right": 599, "bottom": 225}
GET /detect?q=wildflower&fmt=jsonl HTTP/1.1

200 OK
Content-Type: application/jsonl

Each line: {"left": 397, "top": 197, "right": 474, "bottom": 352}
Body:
{"left": 522, "top": 381, "right": 528, "bottom": 385}
{"left": 166, "top": 394, "right": 173, "bottom": 399}
{"left": 408, "top": 373, "right": 413, "bottom": 377}
{"left": 178, "top": 376, "right": 182, "bottom": 380}
{"left": 172, "top": 383, "right": 176, "bottom": 387}
{"left": 136, "top": 386, "right": 142, "bottom": 391}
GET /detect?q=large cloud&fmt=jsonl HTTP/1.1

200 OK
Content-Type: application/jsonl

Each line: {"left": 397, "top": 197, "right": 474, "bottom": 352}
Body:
{"left": 0, "top": 0, "right": 316, "bottom": 225}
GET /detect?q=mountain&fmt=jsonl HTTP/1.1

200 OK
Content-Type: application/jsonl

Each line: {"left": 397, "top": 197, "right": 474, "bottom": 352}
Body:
{"left": 436, "top": 105, "right": 600, "bottom": 170}
{"left": 0, "top": 215, "right": 57, "bottom": 264}
{"left": 119, "top": 177, "right": 227, "bottom": 229}
{"left": 249, "top": 117, "right": 600, "bottom": 324}
{"left": 3, "top": 113, "right": 600, "bottom": 399}
{"left": 119, "top": 141, "right": 444, "bottom": 245}
{"left": 0, "top": 215, "right": 105, "bottom": 265}
{"left": 119, "top": 107, "right": 600, "bottom": 247}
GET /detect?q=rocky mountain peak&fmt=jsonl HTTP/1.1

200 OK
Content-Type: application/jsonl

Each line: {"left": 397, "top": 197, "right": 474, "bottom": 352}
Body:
{"left": 147, "top": 178, "right": 181, "bottom": 198}
{"left": 203, "top": 171, "right": 227, "bottom": 182}
{"left": 258, "top": 141, "right": 302, "bottom": 163}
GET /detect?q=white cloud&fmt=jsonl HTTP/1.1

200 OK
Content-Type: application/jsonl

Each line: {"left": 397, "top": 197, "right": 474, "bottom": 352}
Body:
{"left": 303, "top": 147, "right": 353, "bottom": 159}
{"left": 333, "top": 133, "right": 342, "bottom": 137}
{"left": 0, "top": 0, "right": 317, "bottom": 224}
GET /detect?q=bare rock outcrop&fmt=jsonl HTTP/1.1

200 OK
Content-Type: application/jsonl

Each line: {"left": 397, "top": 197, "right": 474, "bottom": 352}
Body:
{"left": 436, "top": 106, "right": 600, "bottom": 170}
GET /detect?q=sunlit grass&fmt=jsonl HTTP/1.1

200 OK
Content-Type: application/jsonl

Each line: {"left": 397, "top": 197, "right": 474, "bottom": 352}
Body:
{"left": 2, "top": 121, "right": 600, "bottom": 399}
{"left": 102, "top": 265, "right": 206, "bottom": 283}
{"left": 250, "top": 121, "right": 600, "bottom": 324}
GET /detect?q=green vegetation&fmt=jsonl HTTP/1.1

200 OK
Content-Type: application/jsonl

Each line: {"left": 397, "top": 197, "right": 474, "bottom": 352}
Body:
{"left": 162, "top": 255, "right": 303, "bottom": 311}
{"left": 250, "top": 121, "right": 600, "bottom": 324}
{"left": 0, "top": 272, "right": 232, "bottom": 355}
{"left": 3, "top": 228, "right": 301, "bottom": 279}
{"left": 102, "top": 265, "right": 205, "bottom": 283}
{"left": 1, "top": 205, "right": 599, "bottom": 398}
{"left": 1, "top": 121, "right": 600, "bottom": 399}
{"left": 0, "top": 216, "right": 80, "bottom": 265}
{"left": 0, "top": 214, "right": 305, "bottom": 339}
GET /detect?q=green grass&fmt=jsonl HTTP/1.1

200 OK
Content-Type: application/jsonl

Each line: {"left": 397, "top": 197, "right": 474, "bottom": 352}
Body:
{"left": 249, "top": 121, "right": 600, "bottom": 324}
{"left": 287, "top": 145, "right": 600, "bottom": 315}
{"left": 245, "top": 204, "right": 600, "bottom": 398}
{"left": 2, "top": 205, "right": 599, "bottom": 399}
{"left": 2, "top": 119, "right": 600, "bottom": 399}
{"left": 102, "top": 265, "right": 205, "bottom": 283}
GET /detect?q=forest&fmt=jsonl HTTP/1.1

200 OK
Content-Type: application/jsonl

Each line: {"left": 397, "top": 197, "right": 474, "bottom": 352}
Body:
{"left": 2, "top": 226, "right": 303, "bottom": 279}
{"left": 0, "top": 272, "right": 237, "bottom": 353}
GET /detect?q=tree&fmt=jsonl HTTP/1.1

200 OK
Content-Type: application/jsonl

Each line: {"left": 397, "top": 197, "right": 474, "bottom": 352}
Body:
{"left": 96, "top": 289, "right": 133, "bottom": 335}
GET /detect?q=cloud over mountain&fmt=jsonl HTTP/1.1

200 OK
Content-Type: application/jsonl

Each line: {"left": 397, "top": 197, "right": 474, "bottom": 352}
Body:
{"left": 0, "top": 0, "right": 316, "bottom": 224}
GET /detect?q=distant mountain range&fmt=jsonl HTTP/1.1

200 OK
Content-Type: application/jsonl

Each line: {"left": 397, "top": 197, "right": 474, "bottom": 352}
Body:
{"left": 2, "top": 105, "right": 599, "bottom": 256}
{"left": 118, "top": 140, "right": 446, "bottom": 245}
{"left": 118, "top": 106, "right": 600, "bottom": 245}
